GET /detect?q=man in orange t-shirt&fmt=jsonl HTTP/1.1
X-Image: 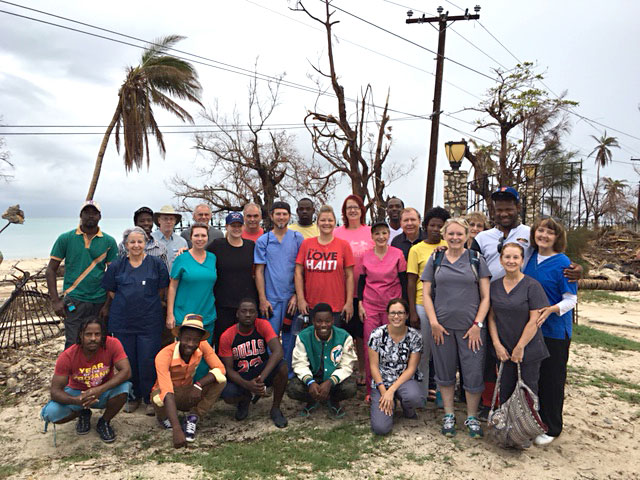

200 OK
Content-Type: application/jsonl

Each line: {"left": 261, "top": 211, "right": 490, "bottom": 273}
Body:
{"left": 151, "top": 314, "right": 226, "bottom": 448}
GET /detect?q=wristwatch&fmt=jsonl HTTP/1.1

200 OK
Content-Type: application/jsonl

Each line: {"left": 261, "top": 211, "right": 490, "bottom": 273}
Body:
{"left": 474, "top": 321, "right": 484, "bottom": 328}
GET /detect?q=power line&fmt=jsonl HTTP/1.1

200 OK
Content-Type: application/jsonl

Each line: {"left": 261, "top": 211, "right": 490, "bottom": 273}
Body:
{"left": 322, "top": 0, "right": 498, "bottom": 82}
{"left": 382, "top": 0, "right": 509, "bottom": 71}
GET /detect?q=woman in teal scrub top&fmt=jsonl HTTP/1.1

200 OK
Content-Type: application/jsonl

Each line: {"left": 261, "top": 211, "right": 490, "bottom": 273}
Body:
{"left": 166, "top": 222, "right": 217, "bottom": 379}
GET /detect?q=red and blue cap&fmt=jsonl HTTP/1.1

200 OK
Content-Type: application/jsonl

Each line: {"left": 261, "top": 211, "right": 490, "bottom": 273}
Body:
{"left": 491, "top": 186, "right": 519, "bottom": 202}
{"left": 225, "top": 212, "right": 244, "bottom": 225}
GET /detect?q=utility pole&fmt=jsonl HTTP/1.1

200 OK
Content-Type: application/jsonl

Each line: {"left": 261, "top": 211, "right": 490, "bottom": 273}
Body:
{"left": 407, "top": 6, "right": 480, "bottom": 216}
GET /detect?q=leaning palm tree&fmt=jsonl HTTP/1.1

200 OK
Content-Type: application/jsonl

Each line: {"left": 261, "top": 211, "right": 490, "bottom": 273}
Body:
{"left": 87, "top": 35, "right": 203, "bottom": 200}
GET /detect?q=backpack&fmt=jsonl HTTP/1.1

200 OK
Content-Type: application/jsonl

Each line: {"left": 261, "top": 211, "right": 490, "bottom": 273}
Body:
{"left": 430, "top": 249, "right": 480, "bottom": 300}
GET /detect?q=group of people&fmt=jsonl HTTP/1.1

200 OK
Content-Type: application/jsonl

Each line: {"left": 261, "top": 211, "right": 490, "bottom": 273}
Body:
{"left": 40, "top": 187, "right": 578, "bottom": 449}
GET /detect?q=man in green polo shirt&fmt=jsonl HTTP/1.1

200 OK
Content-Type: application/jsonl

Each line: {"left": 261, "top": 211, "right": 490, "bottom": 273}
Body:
{"left": 46, "top": 201, "right": 118, "bottom": 349}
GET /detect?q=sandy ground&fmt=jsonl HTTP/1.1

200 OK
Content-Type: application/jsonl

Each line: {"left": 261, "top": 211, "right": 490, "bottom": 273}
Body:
{"left": 0, "top": 261, "right": 639, "bottom": 479}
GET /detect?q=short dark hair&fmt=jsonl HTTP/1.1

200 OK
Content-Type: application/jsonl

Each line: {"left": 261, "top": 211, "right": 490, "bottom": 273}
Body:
{"left": 311, "top": 302, "right": 333, "bottom": 319}
{"left": 237, "top": 297, "right": 258, "bottom": 309}
{"left": 386, "top": 298, "right": 409, "bottom": 313}
{"left": 76, "top": 316, "right": 107, "bottom": 348}
{"left": 424, "top": 206, "right": 451, "bottom": 229}
{"left": 270, "top": 201, "right": 291, "bottom": 213}
{"left": 388, "top": 197, "right": 404, "bottom": 208}
{"left": 298, "top": 198, "right": 314, "bottom": 206}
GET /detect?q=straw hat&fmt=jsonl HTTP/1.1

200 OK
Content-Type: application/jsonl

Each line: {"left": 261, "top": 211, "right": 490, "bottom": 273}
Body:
{"left": 171, "top": 313, "right": 210, "bottom": 340}
{"left": 153, "top": 205, "right": 182, "bottom": 226}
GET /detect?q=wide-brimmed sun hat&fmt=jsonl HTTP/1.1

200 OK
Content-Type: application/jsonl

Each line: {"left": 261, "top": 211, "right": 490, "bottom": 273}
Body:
{"left": 171, "top": 313, "right": 210, "bottom": 340}
{"left": 153, "top": 205, "right": 182, "bottom": 226}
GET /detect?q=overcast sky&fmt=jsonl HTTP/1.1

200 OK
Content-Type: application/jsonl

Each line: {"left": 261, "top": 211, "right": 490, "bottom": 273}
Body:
{"left": 1, "top": 0, "right": 639, "bottom": 219}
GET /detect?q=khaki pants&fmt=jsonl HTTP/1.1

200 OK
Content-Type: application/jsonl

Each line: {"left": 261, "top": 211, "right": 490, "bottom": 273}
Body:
{"left": 152, "top": 381, "right": 225, "bottom": 418}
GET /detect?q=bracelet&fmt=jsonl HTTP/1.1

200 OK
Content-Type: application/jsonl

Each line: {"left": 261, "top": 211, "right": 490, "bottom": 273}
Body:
{"left": 306, "top": 379, "right": 316, "bottom": 387}
{"left": 193, "top": 383, "right": 203, "bottom": 391}
{"left": 376, "top": 382, "right": 384, "bottom": 388}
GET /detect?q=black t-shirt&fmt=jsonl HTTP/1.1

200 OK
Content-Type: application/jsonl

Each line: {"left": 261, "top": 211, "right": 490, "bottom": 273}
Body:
{"left": 218, "top": 319, "right": 276, "bottom": 380}
{"left": 207, "top": 237, "right": 258, "bottom": 308}
{"left": 490, "top": 274, "right": 550, "bottom": 363}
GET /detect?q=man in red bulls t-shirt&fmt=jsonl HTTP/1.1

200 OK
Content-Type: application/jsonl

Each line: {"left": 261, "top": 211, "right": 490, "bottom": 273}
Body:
{"left": 218, "top": 298, "right": 289, "bottom": 428}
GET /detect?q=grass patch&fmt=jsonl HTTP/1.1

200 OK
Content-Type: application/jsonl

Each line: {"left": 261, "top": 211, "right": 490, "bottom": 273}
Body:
{"left": 568, "top": 366, "right": 640, "bottom": 404}
{"left": 60, "top": 451, "right": 99, "bottom": 463}
{"left": 572, "top": 324, "right": 640, "bottom": 352}
{"left": 404, "top": 452, "right": 434, "bottom": 465}
{"left": 155, "top": 422, "right": 389, "bottom": 479}
{"left": 578, "top": 290, "right": 635, "bottom": 304}
{"left": 0, "top": 464, "right": 22, "bottom": 479}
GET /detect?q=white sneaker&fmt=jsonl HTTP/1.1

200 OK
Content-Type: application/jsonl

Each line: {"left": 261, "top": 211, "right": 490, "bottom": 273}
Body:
{"left": 535, "top": 433, "right": 556, "bottom": 446}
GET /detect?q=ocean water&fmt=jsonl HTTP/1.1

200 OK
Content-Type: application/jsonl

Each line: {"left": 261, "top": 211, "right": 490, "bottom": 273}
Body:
{"left": 0, "top": 218, "right": 134, "bottom": 259}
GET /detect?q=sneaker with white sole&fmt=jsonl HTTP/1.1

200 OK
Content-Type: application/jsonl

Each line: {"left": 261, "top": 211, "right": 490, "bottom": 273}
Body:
{"left": 184, "top": 414, "right": 198, "bottom": 442}
{"left": 534, "top": 433, "right": 556, "bottom": 446}
{"left": 157, "top": 417, "right": 172, "bottom": 429}
{"left": 441, "top": 413, "right": 456, "bottom": 437}
{"left": 464, "top": 416, "right": 483, "bottom": 439}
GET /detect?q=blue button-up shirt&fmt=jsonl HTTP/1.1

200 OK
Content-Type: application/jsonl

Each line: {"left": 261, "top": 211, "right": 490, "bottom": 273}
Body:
{"left": 151, "top": 230, "right": 188, "bottom": 269}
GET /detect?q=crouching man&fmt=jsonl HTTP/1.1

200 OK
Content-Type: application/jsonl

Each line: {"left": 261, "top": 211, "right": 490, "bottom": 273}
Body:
{"left": 151, "top": 314, "right": 226, "bottom": 448}
{"left": 40, "top": 317, "right": 132, "bottom": 443}
{"left": 219, "top": 298, "right": 289, "bottom": 428}
{"left": 287, "top": 303, "right": 357, "bottom": 418}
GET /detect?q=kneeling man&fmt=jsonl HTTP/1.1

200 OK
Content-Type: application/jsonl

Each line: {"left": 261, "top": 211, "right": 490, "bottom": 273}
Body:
{"left": 151, "top": 314, "right": 226, "bottom": 448}
{"left": 287, "top": 303, "right": 357, "bottom": 418}
{"left": 219, "top": 298, "right": 289, "bottom": 428}
{"left": 41, "top": 317, "right": 132, "bottom": 443}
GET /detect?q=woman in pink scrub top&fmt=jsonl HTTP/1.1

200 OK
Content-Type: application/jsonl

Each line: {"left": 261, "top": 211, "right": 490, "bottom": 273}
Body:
{"left": 334, "top": 194, "right": 374, "bottom": 386}
{"left": 358, "top": 220, "right": 407, "bottom": 399}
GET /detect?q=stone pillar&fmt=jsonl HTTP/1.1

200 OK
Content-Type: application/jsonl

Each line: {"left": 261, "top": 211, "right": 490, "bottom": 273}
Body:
{"left": 443, "top": 169, "right": 468, "bottom": 217}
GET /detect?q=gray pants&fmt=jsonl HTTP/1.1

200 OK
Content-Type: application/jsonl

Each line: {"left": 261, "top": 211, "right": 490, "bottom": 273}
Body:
{"left": 431, "top": 328, "right": 486, "bottom": 393}
{"left": 370, "top": 379, "right": 422, "bottom": 435}
{"left": 286, "top": 376, "right": 357, "bottom": 404}
{"left": 415, "top": 305, "right": 432, "bottom": 399}
{"left": 63, "top": 298, "right": 104, "bottom": 349}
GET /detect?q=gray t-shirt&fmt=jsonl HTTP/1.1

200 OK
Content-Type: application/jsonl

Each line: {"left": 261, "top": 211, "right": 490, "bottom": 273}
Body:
{"left": 489, "top": 274, "right": 550, "bottom": 363}
{"left": 421, "top": 250, "right": 491, "bottom": 330}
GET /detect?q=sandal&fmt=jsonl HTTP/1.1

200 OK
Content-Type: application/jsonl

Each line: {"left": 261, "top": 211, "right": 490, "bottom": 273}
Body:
{"left": 364, "top": 394, "right": 371, "bottom": 404}
{"left": 300, "top": 402, "right": 318, "bottom": 417}
{"left": 328, "top": 400, "right": 346, "bottom": 419}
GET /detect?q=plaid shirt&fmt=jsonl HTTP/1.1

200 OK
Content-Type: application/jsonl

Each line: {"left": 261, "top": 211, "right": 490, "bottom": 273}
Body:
{"left": 118, "top": 238, "right": 169, "bottom": 271}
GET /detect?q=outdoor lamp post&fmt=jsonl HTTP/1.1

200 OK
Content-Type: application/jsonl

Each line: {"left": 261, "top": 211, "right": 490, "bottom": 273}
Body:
{"left": 444, "top": 140, "right": 467, "bottom": 171}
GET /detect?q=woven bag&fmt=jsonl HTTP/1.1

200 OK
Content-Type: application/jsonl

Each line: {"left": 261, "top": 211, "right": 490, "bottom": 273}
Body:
{"left": 487, "top": 361, "right": 547, "bottom": 449}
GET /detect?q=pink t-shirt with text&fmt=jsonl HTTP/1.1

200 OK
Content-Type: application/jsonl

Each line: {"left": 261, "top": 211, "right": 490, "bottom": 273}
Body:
{"left": 361, "top": 246, "right": 407, "bottom": 309}
{"left": 334, "top": 225, "right": 374, "bottom": 299}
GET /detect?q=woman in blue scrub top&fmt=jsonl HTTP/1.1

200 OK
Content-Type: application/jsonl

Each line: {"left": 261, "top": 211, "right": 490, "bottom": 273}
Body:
{"left": 103, "top": 227, "right": 169, "bottom": 414}
{"left": 167, "top": 222, "right": 217, "bottom": 380}
{"left": 524, "top": 216, "right": 577, "bottom": 446}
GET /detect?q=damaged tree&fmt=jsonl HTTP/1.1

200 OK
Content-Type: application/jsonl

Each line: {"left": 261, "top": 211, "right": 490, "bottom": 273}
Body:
{"left": 293, "top": 0, "right": 410, "bottom": 220}
{"left": 171, "top": 69, "right": 334, "bottom": 227}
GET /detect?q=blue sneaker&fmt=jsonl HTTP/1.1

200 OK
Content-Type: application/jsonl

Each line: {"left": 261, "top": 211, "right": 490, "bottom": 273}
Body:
{"left": 441, "top": 414, "right": 456, "bottom": 437}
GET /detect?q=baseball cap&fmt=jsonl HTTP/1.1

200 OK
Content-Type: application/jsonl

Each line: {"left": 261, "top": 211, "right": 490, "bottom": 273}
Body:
{"left": 80, "top": 200, "right": 101, "bottom": 213}
{"left": 225, "top": 212, "right": 244, "bottom": 225}
{"left": 371, "top": 219, "right": 390, "bottom": 231}
{"left": 491, "top": 186, "right": 520, "bottom": 202}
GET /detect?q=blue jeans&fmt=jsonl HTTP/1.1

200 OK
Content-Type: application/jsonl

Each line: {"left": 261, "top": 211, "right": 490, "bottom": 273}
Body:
{"left": 40, "top": 382, "right": 131, "bottom": 428}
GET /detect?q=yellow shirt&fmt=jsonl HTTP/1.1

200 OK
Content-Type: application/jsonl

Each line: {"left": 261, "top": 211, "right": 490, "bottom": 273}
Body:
{"left": 288, "top": 223, "right": 319, "bottom": 239}
{"left": 407, "top": 239, "right": 447, "bottom": 305}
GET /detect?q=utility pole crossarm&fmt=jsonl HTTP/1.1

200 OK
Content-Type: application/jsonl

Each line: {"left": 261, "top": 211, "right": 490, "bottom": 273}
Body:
{"left": 406, "top": 14, "right": 479, "bottom": 24}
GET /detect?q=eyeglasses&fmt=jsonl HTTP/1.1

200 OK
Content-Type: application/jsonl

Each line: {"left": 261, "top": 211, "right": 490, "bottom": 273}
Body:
{"left": 346, "top": 206, "right": 361, "bottom": 211}
{"left": 388, "top": 311, "right": 407, "bottom": 317}
{"left": 497, "top": 236, "right": 505, "bottom": 253}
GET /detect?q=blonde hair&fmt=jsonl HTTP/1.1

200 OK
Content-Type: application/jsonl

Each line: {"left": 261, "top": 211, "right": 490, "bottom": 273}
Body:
{"left": 441, "top": 217, "right": 469, "bottom": 236}
{"left": 465, "top": 211, "right": 490, "bottom": 230}
{"left": 318, "top": 204, "right": 336, "bottom": 222}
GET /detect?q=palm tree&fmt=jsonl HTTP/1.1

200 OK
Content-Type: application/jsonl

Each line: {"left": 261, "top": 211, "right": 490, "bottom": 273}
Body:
{"left": 601, "top": 177, "right": 629, "bottom": 224}
{"left": 86, "top": 35, "right": 203, "bottom": 200}
{"left": 584, "top": 132, "right": 620, "bottom": 226}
